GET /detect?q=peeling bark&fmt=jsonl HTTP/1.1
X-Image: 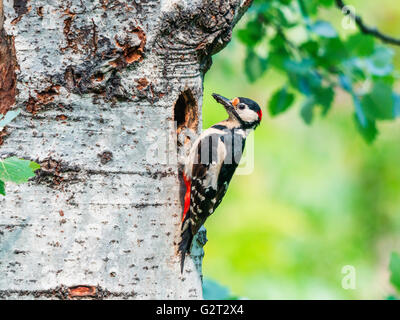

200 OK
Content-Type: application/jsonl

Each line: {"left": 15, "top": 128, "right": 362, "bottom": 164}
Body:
{"left": 0, "top": 1, "right": 17, "bottom": 115}
{"left": 0, "top": 0, "right": 251, "bottom": 299}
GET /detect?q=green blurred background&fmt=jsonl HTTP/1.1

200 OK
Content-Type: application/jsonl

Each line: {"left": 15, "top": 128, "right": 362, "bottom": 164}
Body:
{"left": 201, "top": 0, "right": 400, "bottom": 299}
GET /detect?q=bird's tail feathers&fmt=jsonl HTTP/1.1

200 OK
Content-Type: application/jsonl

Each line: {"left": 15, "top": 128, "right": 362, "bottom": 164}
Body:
{"left": 179, "top": 218, "right": 193, "bottom": 273}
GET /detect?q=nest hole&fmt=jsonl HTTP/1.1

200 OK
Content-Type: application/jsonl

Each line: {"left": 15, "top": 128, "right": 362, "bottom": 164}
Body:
{"left": 174, "top": 90, "right": 199, "bottom": 211}
{"left": 174, "top": 89, "right": 198, "bottom": 140}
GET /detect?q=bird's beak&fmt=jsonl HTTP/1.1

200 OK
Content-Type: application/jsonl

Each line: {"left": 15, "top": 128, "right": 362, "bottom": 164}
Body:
{"left": 212, "top": 93, "right": 234, "bottom": 113}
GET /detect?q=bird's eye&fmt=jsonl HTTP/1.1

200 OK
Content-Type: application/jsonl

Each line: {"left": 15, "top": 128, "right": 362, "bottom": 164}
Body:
{"left": 238, "top": 104, "right": 246, "bottom": 110}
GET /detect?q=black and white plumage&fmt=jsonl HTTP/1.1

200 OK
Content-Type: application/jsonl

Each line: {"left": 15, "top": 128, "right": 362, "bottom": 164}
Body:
{"left": 179, "top": 93, "right": 262, "bottom": 272}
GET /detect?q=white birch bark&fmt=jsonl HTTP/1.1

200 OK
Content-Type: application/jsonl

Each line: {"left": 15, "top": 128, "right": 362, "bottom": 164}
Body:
{"left": 0, "top": 0, "right": 251, "bottom": 299}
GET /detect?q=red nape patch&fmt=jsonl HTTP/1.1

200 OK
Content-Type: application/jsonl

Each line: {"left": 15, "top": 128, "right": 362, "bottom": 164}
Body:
{"left": 182, "top": 173, "right": 191, "bottom": 222}
{"left": 257, "top": 109, "right": 263, "bottom": 121}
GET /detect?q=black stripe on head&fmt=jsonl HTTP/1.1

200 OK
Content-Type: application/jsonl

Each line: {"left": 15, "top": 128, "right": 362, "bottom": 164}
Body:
{"left": 238, "top": 97, "right": 261, "bottom": 113}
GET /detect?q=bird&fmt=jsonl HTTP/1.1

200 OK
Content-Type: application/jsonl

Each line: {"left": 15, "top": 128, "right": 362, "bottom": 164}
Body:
{"left": 179, "top": 93, "right": 262, "bottom": 273}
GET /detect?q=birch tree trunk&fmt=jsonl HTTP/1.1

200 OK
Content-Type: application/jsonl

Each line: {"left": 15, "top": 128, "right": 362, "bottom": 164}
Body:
{"left": 0, "top": 0, "right": 251, "bottom": 299}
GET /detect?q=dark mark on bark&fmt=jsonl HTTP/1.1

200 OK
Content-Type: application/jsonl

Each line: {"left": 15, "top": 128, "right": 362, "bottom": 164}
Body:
{"left": 105, "top": 72, "right": 129, "bottom": 102}
{"left": 53, "top": 22, "right": 148, "bottom": 103}
{"left": 0, "top": 127, "right": 9, "bottom": 146}
{"left": 13, "top": 0, "right": 29, "bottom": 17}
{"left": 0, "top": 223, "right": 31, "bottom": 230}
{"left": 91, "top": 18, "right": 98, "bottom": 56}
{"left": 11, "top": 0, "right": 30, "bottom": 24}
{"left": 136, "top": 78, "right": 149, "bottom": 91}
{"left": 34, "top": 158, "right": 81, "bottom": 189}
{"left": 55, "top": 114, "right": 68, "bottom": 121}
{"left": 26, "top": 85, "right": 61, "bottom": 115}
{"left": 110, "top": 25, "right": 146, "bottom": 68}
{"left": 13, "top": 250, "right": 28, "bottom": 255}
{"left": 36, "top": 6, "right": 43, "bottom": 18}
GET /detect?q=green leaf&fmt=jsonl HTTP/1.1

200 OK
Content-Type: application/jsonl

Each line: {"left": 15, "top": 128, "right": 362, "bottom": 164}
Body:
{"left": 354, "top": 113, "right": 378, "bottom": 144}
{"left": 275, "top": 7, "right": 297, "bottom": 28}
{"left": 341, "top": 58, "right": 367, "bottom": 81}
{"left": 300, "top": 40, "right": 319, "bottom": 57}
{"left": 269, "top": 33, "right": 290, "bottom": 70}
{"left": 284, "top": 59, "right": 320, "bottom": 96}
{"left": 310, "top": 21, "right": 338, "bottom": 38}
{"left": 315, "top": 86, "right": 334, "bottom": 115}
{"left": 320, "top": 0, "right": 334, "bottom": 6}
{"left": 353, "top": 94, "right": 368, "bottom": 127}
{"left": 346, "top": 34, "right": 375, "bottom": 56}
{"left": 0, "top": 157, "right": 40, "bottom": 184}
{"left": 251, "top": 2, "right": 271, "bottom": 15}
{"left": 300, "top": 97, "right": 316, "bottom": 124}
{"left": 269, "top": 87, "right": 295, "bottom": 116}
{"left": 0, "top": 180, "right": 5, "bottom": 196}
{"left": 0, "top": 109, "right": 21, "bottom": 129}
{"left": 244, "top": 50, "right": 268, "bottom": 83}
{"left": 29, "top": 161, "right": 41, "bottom": 171}
{"left": 390, "top": 252, "right": 400, "bottom": 292}
{"left": 277, "top": 0, "right": 292, "bottom": 5}
{"left": 237, "top": 19, "right": 265, "bottom": 47}
{"left": 284, "top": 59, "right": 314, "bottom": 75}
{"left": 362, "top": 82, "right": 394, "bottom": 120}
{"left": 319, "top": 38, "right": 349, "bottom": 65}
{"left": 301, "top": 0, "right": 318, "bottom": 15}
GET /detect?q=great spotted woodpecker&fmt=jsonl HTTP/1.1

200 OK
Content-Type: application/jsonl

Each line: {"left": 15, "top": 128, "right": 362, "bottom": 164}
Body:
{"left": 179, "top": 93, "right": 262, "bottom": 272}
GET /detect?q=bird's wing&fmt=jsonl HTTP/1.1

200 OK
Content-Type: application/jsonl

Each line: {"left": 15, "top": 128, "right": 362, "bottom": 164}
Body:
{"left": 183, "top": 128, "right": 228, "bottom": 235}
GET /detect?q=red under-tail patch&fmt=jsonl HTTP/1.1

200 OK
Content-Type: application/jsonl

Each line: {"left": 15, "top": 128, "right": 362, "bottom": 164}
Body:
{"left": 182, "top": 173, "right": 191, "bottom": 222}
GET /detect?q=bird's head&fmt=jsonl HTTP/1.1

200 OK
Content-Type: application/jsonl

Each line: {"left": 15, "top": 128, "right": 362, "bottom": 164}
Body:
{"left": 212, "top": 93, "right": 262, "bottom": 129}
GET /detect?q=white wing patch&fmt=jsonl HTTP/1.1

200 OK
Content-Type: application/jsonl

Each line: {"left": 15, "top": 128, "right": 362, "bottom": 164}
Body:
{"left": 184, "top": 127, "right": 225, "bottom": 178}
{"left": 201, "top": 137, "right": 226, "bottom": 191}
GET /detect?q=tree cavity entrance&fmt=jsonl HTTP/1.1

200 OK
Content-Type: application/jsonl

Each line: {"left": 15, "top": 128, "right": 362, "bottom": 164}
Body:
{"left": 174, "top": 89, "right": 199, "bottom": 225}
{"left": 174, "top": 89, "right": 199, "bottom": 146}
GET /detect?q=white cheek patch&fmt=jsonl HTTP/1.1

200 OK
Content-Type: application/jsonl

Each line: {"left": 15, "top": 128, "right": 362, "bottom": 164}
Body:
{"left": 238, "top": 109, "right": 258, "bottom": 123}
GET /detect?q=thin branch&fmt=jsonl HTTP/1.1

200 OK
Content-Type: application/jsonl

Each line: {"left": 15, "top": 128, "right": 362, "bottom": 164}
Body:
{"left": 335, "top": 0, "right": 400, "bottom": 46}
